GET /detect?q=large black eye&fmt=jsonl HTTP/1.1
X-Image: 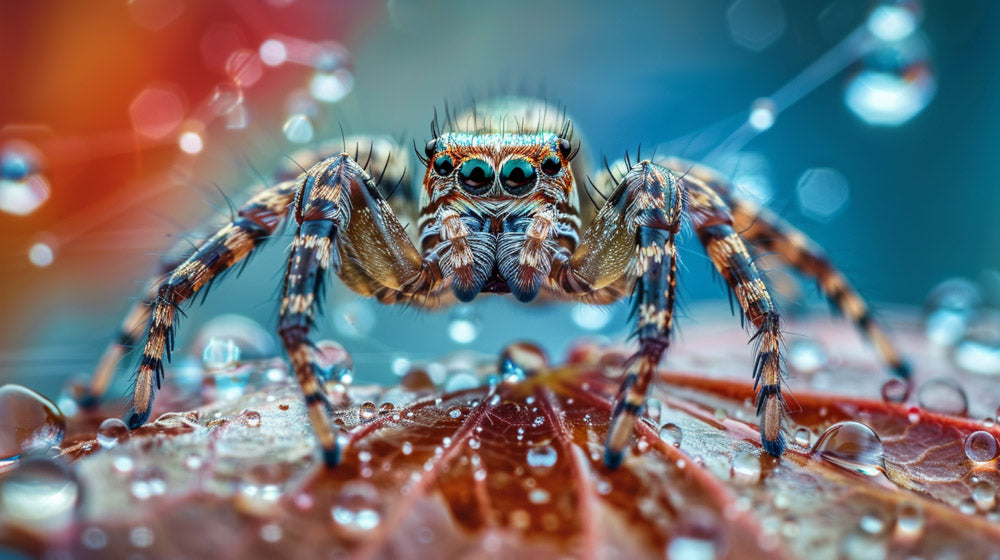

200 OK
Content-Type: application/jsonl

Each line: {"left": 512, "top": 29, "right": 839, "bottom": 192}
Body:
{"left": 558, "top": 138, "right": 572, "bottom": 159}
{"left": 425, "top": 139, "right": 438, "bottom": 159}
{"left": 458, "top": 158, "right": 495, "bottom": 193}
{"left": 500, "top": 159, "right": 537, "bottom": 194}
{"left": 433, "top": 155, "right": 454, "bottom": 175}
{"left": 540, "top": 155, "right": 562, "bottom": 176}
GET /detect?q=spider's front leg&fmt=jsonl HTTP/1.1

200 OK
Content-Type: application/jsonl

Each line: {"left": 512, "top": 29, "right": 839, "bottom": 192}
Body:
{"left": 278, "top": 151, "right": 430, "bottom": 466}
{"left": 555, "top": 161, "right": 683, "bottom": 469}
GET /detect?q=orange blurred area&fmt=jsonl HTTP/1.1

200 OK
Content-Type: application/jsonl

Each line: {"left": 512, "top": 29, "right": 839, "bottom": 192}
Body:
{"left": 0, "top": 1, "right": 380, "bottom": 350}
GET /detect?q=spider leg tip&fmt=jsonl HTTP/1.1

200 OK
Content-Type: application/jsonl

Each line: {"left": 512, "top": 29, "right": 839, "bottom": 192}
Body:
{"left": 124, "top": 407, "right": 150, "bottom": 430}
{"left": 603, "top": 447, "right": 625, "bottom": 470}
{"left": 322, "top": 445, "right": 343, "bottom": 469}
{"left": 761, "top": 433, "right": 786, "bottom": 457}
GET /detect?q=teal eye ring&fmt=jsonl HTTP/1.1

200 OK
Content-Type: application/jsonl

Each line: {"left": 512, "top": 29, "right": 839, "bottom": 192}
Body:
{"left": 500, "top": 158, "right": 537, "bottom": 194}
{"left": 458, "top": 158, "right": 495, "bottom": 193}
{"left": 433, "top": 155, "right": 454, "bottom": 176}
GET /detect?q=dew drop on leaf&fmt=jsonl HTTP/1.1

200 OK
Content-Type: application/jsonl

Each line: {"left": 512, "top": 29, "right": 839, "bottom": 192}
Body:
{"left": 359, "top": 402, "right": 377, "bottom": 422}
{"left": 202, "top": 338, "right": 241, "bottom": 372}
{"left": 811, "top": 421, "right": 885, "bottom": 476}
{"left": 658, "top": 423, "right": 683, "bottom": 447}
{"left": 880, "top": 378, "right": 910, "bottom": 403}
{"left": 0, "top": 384, "right": 66, "bottom": 470}
{"left": 239, "top": 409, "right": 262, "bottom": 428}
{"left": 793, "top": 427, "right": 812, "bottom": 448}
{"left": 916, "top": 377, "right": 968, "bottom": 416}
{"left": 963, "top": 430, "right": 998, "bottom": 463}
{"left": 331, "top": 481, "right": 383, "bottom": 535}
{"left": 730, "top": 451, "right": 762, "bottom": 484}
{"left": 96, "top": 418, "right": 129, "bottom": 449}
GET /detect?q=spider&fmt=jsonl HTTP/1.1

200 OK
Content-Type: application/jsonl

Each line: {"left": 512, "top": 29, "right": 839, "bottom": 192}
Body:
{"left": 82, "top": 98, "right": 909, "bottom": 469}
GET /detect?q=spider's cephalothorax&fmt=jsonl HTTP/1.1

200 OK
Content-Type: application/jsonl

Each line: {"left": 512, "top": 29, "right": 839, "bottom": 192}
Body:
{"left": 84, "top": 98, "right": 909, "bottom": 469}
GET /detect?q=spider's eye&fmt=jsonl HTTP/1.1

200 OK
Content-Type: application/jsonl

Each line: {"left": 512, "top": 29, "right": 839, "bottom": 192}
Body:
{"left": 558, "top": 138, "right": 572, "bottom": 159}
{"left": 433, "top": 155, "right": 454, "bottom": 176}
{"left": 425, "top": 139, "right": 438, "bottom": 159}
{"left": 500, "top": 159, "right": 537, "bottom": 194}
{"left": 540, "top": 155, "right": 562, "bottom": 176}
{"left": 458, "top": 158, "right": 495, "bottom": 193}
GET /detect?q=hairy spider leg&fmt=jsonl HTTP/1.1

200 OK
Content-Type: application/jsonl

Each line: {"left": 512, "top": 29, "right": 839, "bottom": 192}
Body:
{"left": 685, "top": 176, "right": 786, "bottom": 456}
{"left": 661, "top": 158, "right": 909, "bottom": 381}
{"left": 124, "top": 180, "right": 300, "bottom": 428}
{"left": 555, "top": 161, "right": 683, "bottom": 469}
{"left": 278, "top": 150, "right": 429, "bottom": 466}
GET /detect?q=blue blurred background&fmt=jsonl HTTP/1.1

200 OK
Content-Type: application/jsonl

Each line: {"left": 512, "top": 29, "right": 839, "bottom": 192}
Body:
{"left": 1, "top": 0, "right": 998, "bottom": 402}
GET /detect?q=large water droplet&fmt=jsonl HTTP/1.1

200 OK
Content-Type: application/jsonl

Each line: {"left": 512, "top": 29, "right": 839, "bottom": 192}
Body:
{"left": 793, "top": 427, "right": 812, "bottom": 448}
{"left": 844, "top": 36, "right": 936, "bottom": 127}
{"left": 526, "top": 444, "right": 558, "bottom": 473}
{"left": 359, "top": 402, "right": 377, "bottom": 422}
{"left": 96, "top": 418, "right": 129, "bottom": 449}
{"left": 659, "top": 423, "right": 683, "bottom": 447}
{"left": 0, "top": 458, "right": 78, "bottom": 529}
{"left": 916, "top": 377, "right": 968, "bottom": 416}
{"left": 880, "top": 378, "right": 911, "bottom": 403}
{"left": 202, "top": 338, "right": 241, "bottom": 371}
{"left": 964, "top": 430, "right": 998, "bottom": 463}
{"left": 331, "top": 481, "right": 383, "bottom": 535}
{"left": 0, "top": 384, "right": 66, "bottom": 470}
{"left": 730, "top": 451, "right": 762, "bottom": 484}
{"left": 498, "top": 342, "right": 548, "bottom": 383}
{"left": 811, "top": 421, "right": 885, "bottom": 476}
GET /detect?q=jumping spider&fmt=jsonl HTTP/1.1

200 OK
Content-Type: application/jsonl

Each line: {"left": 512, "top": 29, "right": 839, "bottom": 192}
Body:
{"left": 83, "top": 98, "right": 909, "bottom": 468}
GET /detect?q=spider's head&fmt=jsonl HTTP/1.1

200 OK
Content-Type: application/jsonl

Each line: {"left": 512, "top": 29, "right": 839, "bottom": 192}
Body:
{"left": 419, "top": 132, "right": 577, "bottom": 214}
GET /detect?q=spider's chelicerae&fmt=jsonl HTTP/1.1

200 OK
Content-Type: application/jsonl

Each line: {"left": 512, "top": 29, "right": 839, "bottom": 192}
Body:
{"left": 84, "top": 98, "right": 909, "bottom": 468}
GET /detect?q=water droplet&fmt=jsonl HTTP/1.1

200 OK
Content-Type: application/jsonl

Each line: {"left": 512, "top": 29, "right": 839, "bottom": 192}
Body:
{"left": 0, "top": 458, "right": 78, "bottom": 529}
{"left": 314, "top": 340, "right": 353, "bottom": 385}
{"left": 447, "top": 407, "right": 463, "bottom": 419}
{"left": 895, "top": 501, "right": 924, "bottom": 540}
{"left": 96, "top": 418, "right": 129, "bottom": 449}
{"left": 570, "top": 303, "right": 614, "bottom": 331}
{"left": 866, "top": 2, "right": 920, "bottom": 42}
{"left": 811, "top": 421, "right": 885, "bottom": 476}
{"left": 666, "top": 536, "right": 718, "bottom": 560}
{"left": 447, "top": 305, "right": 480, "bottom": 344}
{"left": 498, "top": 342, "right": 548, "bottom": 382}
{"left": 859, "top": 510, "right": 886, "bottom": 535}
{"left": 793, "top": 427, "right": 812, "bottom": 448}
{"left": 972, "top": 480, "right": 997, "bottom": 511}
{"left": 526, "top": 444, "right": 558, "bottom": 472}
{"left": 658, "top": 423, "right": 683, "bottom": 447}
{"left": 528, "top": 488, "right": 551, "bottom": 504}
{"left": 748, "top": 97, "right": 777, "bottom": 131}
{"left": 401, "top": 441, "right": 413, "bottom": 455}
{"left": 359, "top": 402, "right": 377, "bottom": 422}
{"left": 283, "top": 114, "right": 314, "bottom": 144}
{"left": 730, "top": 451, "right": 762, "bottom": 484}
{"left": 845, "top": 36, "right": 936, "bottom": 126}
{"left": 917, "top": 377, "right": 968, "bottom": 416}
{"left": 0, "top": 143, "right": 49, "bottom": 216}
{"left": 310, "top": 69, "right": 354, "bottom": 103}
{"left": 443, "top": 371, "right": 479, "bottom": 392}
{"left": 645, "top": 397, "right": 663, "bottom": 425}
{"left": 240, "top": 409, "right": 262, "bottom": 428}
{"left": 28, "top": 241, "right": 55, "bottom": 267}
{"left": 331, "top": 481, "right": 383, "bottom": 534}
{"left": 202, "top": 338, "right": 241, "bottom": 371}
{"left": 796, "top": 168, "right": 850, "bottom": 222}
{"left": 880, "top": 378, "right": 911, "bottom": 403}
{"left": 0, "top": 384, "right": 66, "bottom": 469}
{"left": 964, "top": 431, "right": 999, "bottom": 463}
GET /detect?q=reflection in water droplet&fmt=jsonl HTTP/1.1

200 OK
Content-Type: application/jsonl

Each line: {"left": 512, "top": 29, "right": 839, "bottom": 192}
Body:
{"left": 730, "top": 451, "right": 762, "bottom": 484}
{"left": 96, "top": 418, "right": 129, "bottom": 449}
{"left": 793, "top": 427, "right": 812, "bottom": 448}
{"left": 498, "top": 342, "right": 548, "bottom": 383}
{"left": 786, "top": 339, "right": 828, "bottom": 375}
{"left": 845, "top": 36, "right": 936, "bottom": 127}
{"left": 964, "top": 431, "right": 998, "bottom": 463}
{"left": 916, "top": 377, "right": 968, "bottom": 416}
{"left": 202, "top": 338, "right": 241, "bottom": 371}
{"left": 972, "top": 480, "right": 997, "bottom": 511}
{"left": 240, "top": 409, "right": 262, "bottom": 428}
{"left": 331, "top": 481, "right": 382, "bottom": 534}
{"left": 880, "top": 378, "right": 910, "bottom": 403}
{"left": 314, "top": 340, "right": 354, "bottom": 385}
{"left": 526, "top": 444, "right": 558, "bottom": 472}
{"left": 283, "top": 114, "right": 314, "bottom": 144}
{"left": 0, "top": 458, "right": 78, "bottom": 529}
{"left": 895, "top": 501, "right": 924, "bottom": 540}
{"left": 0, "top": 384, "right": 66, "bottom": 468}
{"left": 811, "top": 421, "right": 885, "bottom": 476}
{"left": 359, "top": 402, "right": 377, "bottom": 422}
{"left": 658, "top": 423, "right": 683, "bottom": 447}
